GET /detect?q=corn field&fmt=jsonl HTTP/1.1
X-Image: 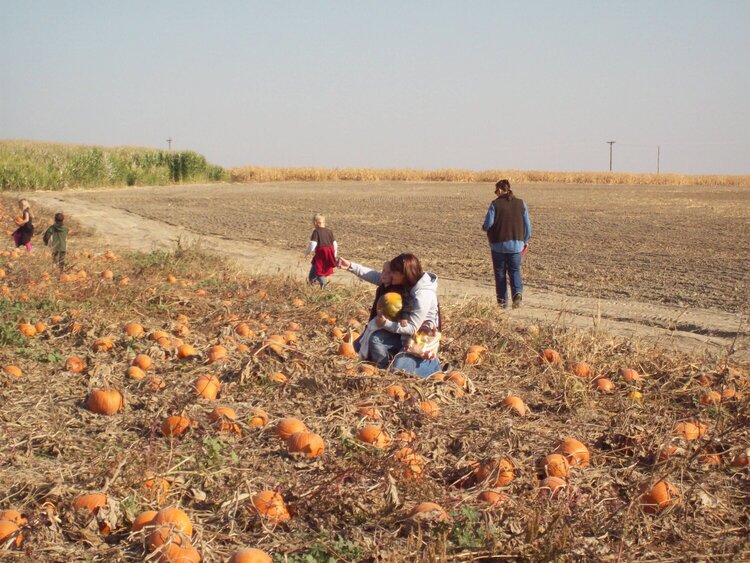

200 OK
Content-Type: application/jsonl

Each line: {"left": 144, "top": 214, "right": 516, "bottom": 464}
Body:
{"left": 0, "top": 141, "right": 226, "bottom": 191}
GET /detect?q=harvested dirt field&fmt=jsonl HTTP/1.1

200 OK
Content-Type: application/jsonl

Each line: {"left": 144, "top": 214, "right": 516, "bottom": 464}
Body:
{"left": 53, "top": 182, "right": 749, "bottom": 314}
{"left": 1, "top": 198, "right": 750, "bottom": 562}
{"left": 27, "top": 183, "right": 750, "bottom": 362}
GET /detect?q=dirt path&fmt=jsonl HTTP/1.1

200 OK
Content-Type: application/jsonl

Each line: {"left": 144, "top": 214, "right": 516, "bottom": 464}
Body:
{"left": 28, "top": 189, "right": 749, "bottom": 362}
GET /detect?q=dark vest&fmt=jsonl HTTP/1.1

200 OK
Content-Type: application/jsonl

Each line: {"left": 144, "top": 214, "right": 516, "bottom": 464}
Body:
{"left": 487, "top": 197, "right": 525, "bottom": 244}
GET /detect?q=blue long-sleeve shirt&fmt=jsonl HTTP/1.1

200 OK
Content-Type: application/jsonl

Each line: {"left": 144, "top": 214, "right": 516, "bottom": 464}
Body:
{"left": 482, "top": 200, "right": 531, "bottom": 253}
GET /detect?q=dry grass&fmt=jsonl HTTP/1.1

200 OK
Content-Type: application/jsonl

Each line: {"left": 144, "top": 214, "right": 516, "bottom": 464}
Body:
{"left": 1, "top": 196, "right": 749, "bottom": 561}
{"left": 229, "top": 166, "right": 750, "bottom": 187}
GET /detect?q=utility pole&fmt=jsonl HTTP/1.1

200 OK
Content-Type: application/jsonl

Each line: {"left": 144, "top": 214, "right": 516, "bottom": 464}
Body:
{"left": 166, "top": 137, "right": 172, "bottom": 151}
{"left": 606, "top": 141, "right": 616, "bottom": 171}
{"left": 657, "top": 145, "right": 660, "bottom": 174}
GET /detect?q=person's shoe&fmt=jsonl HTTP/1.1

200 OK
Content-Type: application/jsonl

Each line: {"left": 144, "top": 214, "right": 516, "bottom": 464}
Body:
{"left": 497, "top": 300, "right": 506, "bottom": 308}
{"left": 512, "top": 294, "right": 523, "bottom": 309}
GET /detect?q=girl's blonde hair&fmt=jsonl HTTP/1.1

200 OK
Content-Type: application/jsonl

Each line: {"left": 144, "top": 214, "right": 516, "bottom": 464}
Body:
{"left": 313, "top": 214, "right": 325, "bottom": 227}
{"left": 18, "top": 199, "right": 30, "bottom": 209}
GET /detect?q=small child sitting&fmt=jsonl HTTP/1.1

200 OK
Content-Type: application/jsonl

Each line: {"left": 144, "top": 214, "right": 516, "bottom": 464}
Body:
{"left": 43, "top": 212, "right": 69, "bottom": 273}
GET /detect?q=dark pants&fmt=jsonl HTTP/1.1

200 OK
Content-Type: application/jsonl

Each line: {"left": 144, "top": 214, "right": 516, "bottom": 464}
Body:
{"left": 491, "top": 250, "right": 523, "bottom": 307}
{"left": 53, "top": 251, "right": 66, "bottom": 272}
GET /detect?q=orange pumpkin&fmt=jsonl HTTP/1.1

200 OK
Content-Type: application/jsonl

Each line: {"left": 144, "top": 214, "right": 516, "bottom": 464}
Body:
{"left": 555, "top": 438, "right": 590, "bottom": 468}
{"left": 385, "top": 384, "right": 409, "bottom": 402}
{"left": 101, "top": 270, "right": 114, "bottom": 280}
{"left": 268, "top": 371, "right": 288, "bottom": 384}
{"left": 209, "top": 407, "right": 241, "bottom": 434}
{"left": 206, "top": 345, "right": 228, "bottom": 364}
{"left": 0, "top": 520, "right": 22, "bottom": 547}
{"left": 150, "top": 330, "right": 170, "bottom": 342}
{"left": 194, "top": 375, "right": 221, "bottom": 400}
{"left": 337, "top": 341, "right": 358, "bottom": 359}
{"left": 620, "top": 368, "right": 643, "bottom": 382}
{"left": 124, "top": 322, "right": 144, "bottom": 337}
{"left": 477, "top": 490, "right": 510, "bottom": 505}
{"left": 176, "top": 344, "right": 197, "bottom": 359}
{"left": 342, "top": 331, "right": 360, "bottom": 344}
{"left": 0, "top": 510, "right": 27, "bottom": 526}
{"left": 3, "top": 365, "right": 22, "bottom": 378}
{"left": 537, "top": 454, "right": 570, "bottom": 479}
{"left": 264, "top": 335, "right": 285, "bottom": 354}
{"left": 228, "top": 549, "right": 273, "bottom": 563}
{"left": 152, "top": 507, "right": 192, "bottom": 536}
{"left": 408, "top": 502, "right": 448, "bottom": 522}
{"left": 540, "top": 348, "right": 561, "bottom": 364}
{"left": 171, "top": 323, "right": 190, "bottom": 338}
{"left": 419, "top": 400, "right": 440, "bottom": 417}
{"left": 570, "top": 362, "right": 592, "bottom": 378}
{"left": 235, "top": 323, "right": 253, "bottom": 337}
{"left": 595, "top": 378, "right": 615, "bottom": 393}
{"left": 132, "top": 354, "right": 153, "bottom": 371}
{"left": 281, "top": 330, "right": 299, "bottom": 344}
{"left": 357, "top": 425, "right": 391, "bottom": 448}
{"left": 74, "top": 493, "right": 108, "bottom": 514}
{"left": 539, "top": 476, "right": 567, "bottom": 498}
{"left": 92, "top": 337, "right": 114, "bottom": 352}
{"left": 251, "top": 491, "right": 290, "bottom": 524}
{"left": 65, "top": 356, "right": 85, "bottom": 373}
{"left": 446, "top": 371, "right": 466, "bottom": 386}
{"left": 248, "top": 408, "right": 269, "bottom": 427}
{"left": 394, "top": 447, "right": 426, "bottom": 480}
{"left": 502, "top": 396, "right": 527, "bottom": 416}
{"left": 18, "top": 323, "right": 37, "bottom": 337}
{"left": 275, "top": 418, "right": 307, "bottom": 440}
{"left": 358, "top": 364, "right": 378, "bottom": 376}
{"left": 132, "top": 510, "right": 158, "bottom": 532}
{"left": 86, "top": 389, "right": 123, "bottom": 415}
{"left": 640, "top": 480, "right": 681, "bottom": 514}
{"left": 286, "top": 431, "right": 325, "bottom": 458}
{"left": 161, "top": 416, "right": 191, "bottom": 437}
{"left": 127, "top": 366, "right": 147, "bottom": 380}
{"left": 474, "top": 458, "right": 515, "bottom": 487}
{"left": 673, "top": 421, "right": 707, "bottom": 440}
{"left": 464, "top": 345, "right": 488, "bottom": 365}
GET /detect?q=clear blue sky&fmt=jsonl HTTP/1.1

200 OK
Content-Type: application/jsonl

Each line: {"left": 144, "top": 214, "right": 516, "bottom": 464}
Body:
{"left": 2, "top": 1, "right": 749, "bottom": 174}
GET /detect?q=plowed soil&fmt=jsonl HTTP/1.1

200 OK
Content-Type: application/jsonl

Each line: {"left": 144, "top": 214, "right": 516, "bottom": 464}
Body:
{"left": 27, "top": 182, "right": 750, "bottom": 360}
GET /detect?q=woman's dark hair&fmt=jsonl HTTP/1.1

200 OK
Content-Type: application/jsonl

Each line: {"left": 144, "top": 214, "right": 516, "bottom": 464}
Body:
{"left": 54, "top": 212, "right": 64, "bottom": 223}
{"left": 390, "top": 253, "right": 423, "bottom": 288}
{"left": 495, "top": 178, "right": 514, "bottom": 200}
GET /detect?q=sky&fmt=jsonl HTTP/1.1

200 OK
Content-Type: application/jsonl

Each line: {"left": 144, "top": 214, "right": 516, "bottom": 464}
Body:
{"left": 2, "top": 1, "right": 749, "bottom": 174}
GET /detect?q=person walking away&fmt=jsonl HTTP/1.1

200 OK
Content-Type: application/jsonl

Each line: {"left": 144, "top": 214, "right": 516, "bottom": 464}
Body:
{"left": 304, "top": 214, "right": 338, "bottom": 287}
{"left": 43, "top": 212, "right": 69, "bottom": 273}
{"left": 482, "top": 179, "right": 531, "bottom": 308}
{"left": 12, "top": 199, "right": 34, "bottom": 253}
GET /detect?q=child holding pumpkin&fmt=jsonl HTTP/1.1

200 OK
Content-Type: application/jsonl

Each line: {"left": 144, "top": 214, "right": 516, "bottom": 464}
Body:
{"left": 304, "top": 214, "right": 338, "bottom": 287}
{"left": 11, "top": 199, "right": 34, "bottom": 252}
{"left": 337, "top": 257, "right": 407, "bottom": 365}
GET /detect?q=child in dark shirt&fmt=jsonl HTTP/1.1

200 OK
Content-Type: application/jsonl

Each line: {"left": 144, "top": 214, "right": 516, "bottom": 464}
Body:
{"left": 304, "top": 214, "right": 337, "bottom": 287}
{"left": 337, "top": 257, "right": 406, "bottom": 359}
